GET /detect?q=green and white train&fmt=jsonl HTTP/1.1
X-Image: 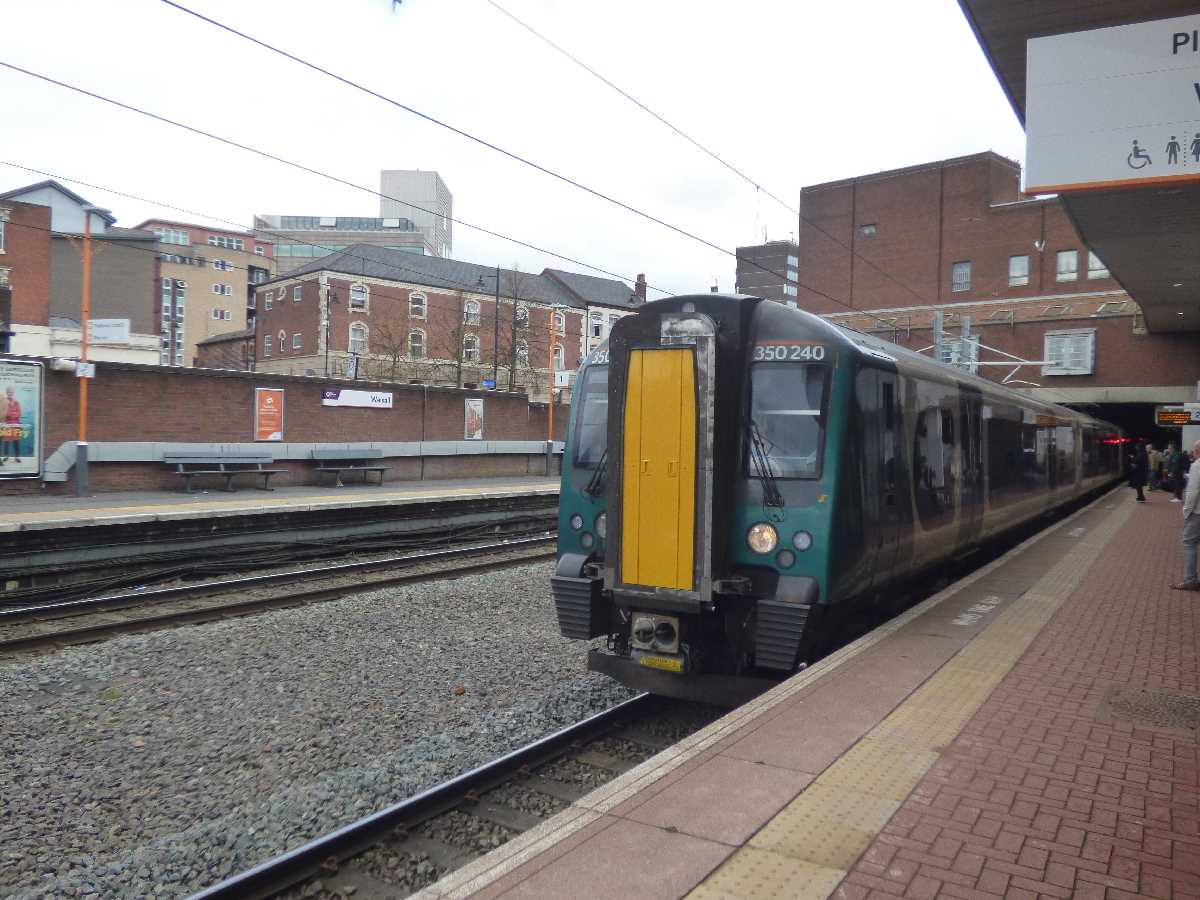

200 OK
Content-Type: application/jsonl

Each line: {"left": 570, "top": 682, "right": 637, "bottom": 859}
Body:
{"left": 552, "top": 294, "right": 1123, "bottom": 704}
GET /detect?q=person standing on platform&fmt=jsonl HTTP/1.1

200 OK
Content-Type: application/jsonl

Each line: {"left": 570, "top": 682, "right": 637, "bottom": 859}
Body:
{"left": 1148, "top": 444, "right": 1161, "bottom": 490}
{"left": 1169, "top": 443, "right": 1187, "bottom": 502}
{"left": 1131, "top": 442, "right": 1148, "bottom": 502}
{"left": 1172, "top": 440, "right": 1200, "bottom": 591}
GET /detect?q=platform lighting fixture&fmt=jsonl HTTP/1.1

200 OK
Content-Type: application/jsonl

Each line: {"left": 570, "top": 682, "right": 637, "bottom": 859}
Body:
{"left": 476, "top": 266, "right": 502, "bottom": 388}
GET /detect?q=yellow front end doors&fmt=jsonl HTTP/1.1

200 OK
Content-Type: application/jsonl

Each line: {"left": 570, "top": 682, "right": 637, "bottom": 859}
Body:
{"left": 621, "top": 348, "right": 697, "bottom": 590}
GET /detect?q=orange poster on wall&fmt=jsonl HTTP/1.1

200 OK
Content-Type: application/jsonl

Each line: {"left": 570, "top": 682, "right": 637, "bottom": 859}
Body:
{"left": 255, "top": 388, "right": 285, "bottom": 441}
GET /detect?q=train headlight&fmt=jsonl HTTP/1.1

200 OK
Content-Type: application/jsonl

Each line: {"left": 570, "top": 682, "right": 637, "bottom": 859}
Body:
{"left": 595, "top": 512, "right": 607, "bottom": 540}
{"left": 569, "top": 513, "right": 584, "bottom": 531}
{"left": 747, "top": 522, "right": 778, "bottom": 554}
{"left": 776, "top": 549, "right": 796, "bottom": 569}
{"left": 580, "top": 532, "right": 595, "bottom": 549}
{"left": 793, "top": 531, "right": 813, "bottom": 552}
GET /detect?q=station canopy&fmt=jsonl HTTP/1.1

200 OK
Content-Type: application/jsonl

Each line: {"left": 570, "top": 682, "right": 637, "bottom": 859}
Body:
{"left": 958, "top": 1, "right": 1200, "bottom": 333}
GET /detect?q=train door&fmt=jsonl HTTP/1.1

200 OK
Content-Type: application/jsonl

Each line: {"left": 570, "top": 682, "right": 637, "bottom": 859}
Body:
{"left": 957, "top": 387, "right": 985, "bottom": 545}
{"left": 620, "top": 348, "right": 697, "bottom": 590}
{"left": 851, "top": 369, "right": 882, "bottom": 596}
{"left": 874, "top": 372, "right": 907, "bottom": 587}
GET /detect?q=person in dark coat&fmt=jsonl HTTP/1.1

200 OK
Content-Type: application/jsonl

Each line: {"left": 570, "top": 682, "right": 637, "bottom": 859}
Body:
{"left": 1131, "top": 443, "right": 1149, "bottom": 502}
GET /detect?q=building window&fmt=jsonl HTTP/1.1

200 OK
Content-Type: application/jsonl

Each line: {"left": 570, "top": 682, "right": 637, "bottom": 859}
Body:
{"left": 212, "top": 309, "right": 222, "bottom": 320}
{"left": 264, "top": 292, "right": 273, "bottom": 311}
{"left": 263, "top": 335, "right": 272, "bottom": 357}
{"left": 463, "top": 300, "right": 481, "bottom": 325}
{"left": 208, "top": 235, "right": 245, "bottom": 250}
{"left": 859, "top": 224, "right": 877, "bottom": 237}
{"left": 161, "top": 277, "right": 172, "bottom": 290}
{"left": 175, "top": 352, "right": 184, "bottom": 364}
{"left": 590, "top": 313, "right": 603, "bottom": 338}
{"left": 515, "top": 303, "right": 529, "bottom": 325}
{"left": 783, "top": 284, "right": 798, "bottom": 297}
{"left": 293, "top": 284, "right": 303, "bottom": 302}
{"left": 278, "top": 331, "right": 286, "bottom": 353}
{"left": 1042, "top": 329, "right": 1095, "bottom": 375}
{"left": 409, "top": 291, "right": 426, "bottom": 317}
{"left": 951, "top": 261, "right": 971, "bottom": 292}
{"left": 349, "top": 283, "right": 367, "bottom": 310}
{"left": 786, "top": 269, "right": 798, "bottom": 282}
{"left": 161, "top": 351, "right": 171, "bottom": 365}
{"left": 0, "top": 217, "right": 6, "bottom": 253}
{"left": 254, "top": 246, "right": 265, "bottom": 256}
{"left": 1056, "top": 250, "right": 1078, "bottom": 282}
{"left": 463, "top": 334, "right": 480, "bottom": 362}
{"left": 292, "top": 333, "right": 302, "bottom": 350}
{"left": 553, "top": 311, "right": 565, "bottom": 335}
{"left": 213, "top": 259, "right": 233, "bottom": 272}
{"left": 786, "top": 254, "right": 798, "bottom": 267}
{"left": 552, "top": 344, "right": 564, "bottom": 370}
{"left": 348, "top": 322, "right": 368, "bottom": 355}
{"left": 408, "top": 329, "right": 425, "bottom": 358}
{"left": 1087, "top": 251, "right": 1109, "bottom": 280}
{"left": 515, "top": 340, "right": 529, "bottom": 365}
{"left": 154, "top": 227, "right": 189, "bottom": 245}
{"left": 1008, "top": 255, "right": 1030, "bottom": 287}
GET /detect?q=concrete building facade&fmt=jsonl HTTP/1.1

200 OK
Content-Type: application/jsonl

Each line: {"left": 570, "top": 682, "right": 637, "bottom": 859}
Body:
{"left": 735, "top": 240, "right": 800, "bottom": 305}
{"left": 379, "top": 170, "right": 452, "bottom": 258}
{"left": 253, "top": 215, "right": 433, "bottom": 276}
{"left": 138, "top": 219, "right": 274, "bottom": 367}
{"left": 791, "top": 152, "right": 1200, "bottom": 438}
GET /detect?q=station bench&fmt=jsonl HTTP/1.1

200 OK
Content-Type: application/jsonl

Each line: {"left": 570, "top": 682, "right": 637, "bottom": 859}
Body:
{"left": 311, "top": 448, "right": 390, "bottom": 486}
{"left": 163, "top": 452, "right": 287, "bottom": 493}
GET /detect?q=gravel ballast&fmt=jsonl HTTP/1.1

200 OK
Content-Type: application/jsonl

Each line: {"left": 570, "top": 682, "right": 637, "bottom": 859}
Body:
{"left": 0, "top": 560, "right": 634, "bottom": 899}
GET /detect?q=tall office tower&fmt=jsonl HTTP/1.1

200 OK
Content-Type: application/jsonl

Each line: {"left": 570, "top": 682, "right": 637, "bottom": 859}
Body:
{"left": 379, "top": 170, "right": 452, "bottom": 258}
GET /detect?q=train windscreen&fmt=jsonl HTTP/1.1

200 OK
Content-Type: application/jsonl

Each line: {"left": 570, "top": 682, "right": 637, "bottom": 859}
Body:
{"left": 573, "top": 366, "right": 608, "bottom": 468}
{"left": 748, "top": 364, "right": 828, "bottom": 478}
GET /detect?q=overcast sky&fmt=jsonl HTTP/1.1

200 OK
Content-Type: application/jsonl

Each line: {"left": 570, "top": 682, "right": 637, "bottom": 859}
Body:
{"left": 1, "top": 0, "right": 1024, "bottom": 297}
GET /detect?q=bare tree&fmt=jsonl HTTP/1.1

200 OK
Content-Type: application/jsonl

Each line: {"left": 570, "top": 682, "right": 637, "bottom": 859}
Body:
{"left": 370, "top": 318, "right": 409, "bottom": 382}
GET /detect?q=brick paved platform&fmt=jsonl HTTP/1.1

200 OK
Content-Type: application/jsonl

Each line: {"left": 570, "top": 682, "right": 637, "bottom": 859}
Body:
{"left": 414, "top": 488, "right": 1199, "bottom": 900}
{"left": 0, "top": 476, "right": 559, "bottom": 533}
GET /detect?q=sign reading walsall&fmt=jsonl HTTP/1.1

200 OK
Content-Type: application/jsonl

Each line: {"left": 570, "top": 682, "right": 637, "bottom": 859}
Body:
{"left": 1026, "top": 14, "right": 1200, "bottom": 193}
{"left": 321, "top": 388, "right": 394, "bottom": 409}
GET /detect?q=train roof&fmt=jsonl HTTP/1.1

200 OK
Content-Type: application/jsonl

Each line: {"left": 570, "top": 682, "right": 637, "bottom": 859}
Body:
{"left": 636, "top": 294, "right": 1120, "bottom": 434}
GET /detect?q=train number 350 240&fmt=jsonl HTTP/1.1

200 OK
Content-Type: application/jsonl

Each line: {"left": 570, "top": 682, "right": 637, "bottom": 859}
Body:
{"left": 753, "top": 343, "right": 826, "bottom": 361}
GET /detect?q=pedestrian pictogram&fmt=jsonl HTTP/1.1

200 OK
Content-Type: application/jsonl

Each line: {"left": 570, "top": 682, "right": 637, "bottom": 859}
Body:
{"left": 1191, "top": 133, "right": 1200, "bottom": 163}
{"left": 1166, "top": 135, "right": 1182, "bottom": 164}
{"left": 1127, "top": 139, "right": 1152, "bottom": 169}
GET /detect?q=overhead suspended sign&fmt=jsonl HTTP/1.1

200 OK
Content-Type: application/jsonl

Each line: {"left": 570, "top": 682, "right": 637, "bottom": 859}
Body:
{"left": 1025, "top": 14, "right": 1200, "bottom": 193}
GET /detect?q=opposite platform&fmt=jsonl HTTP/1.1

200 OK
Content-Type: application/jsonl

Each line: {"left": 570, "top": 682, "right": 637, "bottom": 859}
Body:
{"left": 416, "top": 488, "right": 1199, "bottom": 899}
{"left": 0, "top": 476, "right": 560, "bottom": 533}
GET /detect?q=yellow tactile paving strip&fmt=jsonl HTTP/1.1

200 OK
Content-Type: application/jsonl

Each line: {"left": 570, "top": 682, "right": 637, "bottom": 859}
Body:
{"left": 688, "top": 497, "right": 1134, "bottom": 900}
{"left": 415, "top": 491, "right": 1124, "bottom": 900}
{"left": 0, "top": 481, "right": 559, "bottom": 532}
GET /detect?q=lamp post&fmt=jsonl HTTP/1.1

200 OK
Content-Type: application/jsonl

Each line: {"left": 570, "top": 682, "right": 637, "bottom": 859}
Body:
{"left": 324, "top": 284, "right": 338, "bottom": 377}
{"left": 476, "top": 265, "right": 502, "bottom": 388}
{"left": 74, "top": 205, "right": 106, "bottom": 497}
{"left": 547, "top": 304, "right": 568, "bottom": 441}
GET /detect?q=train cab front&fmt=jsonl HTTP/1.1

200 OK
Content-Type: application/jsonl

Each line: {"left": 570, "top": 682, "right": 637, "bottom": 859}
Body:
{"left": 551, "top": 294, "right": 840, "bottom": 707}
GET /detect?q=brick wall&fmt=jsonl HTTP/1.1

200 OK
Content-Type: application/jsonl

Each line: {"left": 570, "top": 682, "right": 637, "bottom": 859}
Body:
{"left": 1, "top": 201, "right": 52, "bottom": 327}
{"left": 0, "top": 357, "right": 569, "bottom": 494}
{"left": 797, "top": 153, "right": 1120, "bottom": 315}
{"left": 50, "top": 236, "right": 158, "bottom": 333}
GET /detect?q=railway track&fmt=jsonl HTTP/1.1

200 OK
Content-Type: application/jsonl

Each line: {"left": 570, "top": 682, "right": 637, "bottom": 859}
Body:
{"left": 0, "top": 535, "right": 556, "bottom": 657}
{"left": 189, "top": 694, "right": 719, "bottom": 900}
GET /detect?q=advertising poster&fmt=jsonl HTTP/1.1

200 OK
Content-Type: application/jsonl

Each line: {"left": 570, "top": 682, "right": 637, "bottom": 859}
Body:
{"left": 322, "top": 388, "right": 393, "bottom": 409}
{"left": 0, "top": 359, "right": 44, "bottom": 478}
{"left": 464, "top": 398, "right": 484, "bottom": 441}
{"left": 254, "top": 388, "right": 285, "bottom": 441}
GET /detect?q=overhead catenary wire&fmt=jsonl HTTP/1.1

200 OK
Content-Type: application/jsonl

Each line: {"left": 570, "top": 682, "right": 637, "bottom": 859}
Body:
{"left": 0, "top": 63, "right": 908, "bottom": 334}
{"left": 482, "top": 0, "right": 800, "bottom": 217}
{"left": 0, "top": 61, "right": 672, "bottom": 299}
{"left": 158, "top": 0, "right": 937, "bottom": 316}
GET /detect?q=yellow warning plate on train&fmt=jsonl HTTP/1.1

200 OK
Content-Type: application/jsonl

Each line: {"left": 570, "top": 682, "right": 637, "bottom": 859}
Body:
{"left": 637, "top": 654, "right": 684, "bottom": 673}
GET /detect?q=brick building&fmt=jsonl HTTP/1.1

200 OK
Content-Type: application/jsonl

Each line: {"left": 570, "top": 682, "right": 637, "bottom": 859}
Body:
{"left": 735, "top": 240, "right": 800, "bottom": 305}
{"left": 0, "top": 180, "right": 159, "bottom": 364}
{"left": 0, "top": 199, "right": 52, "bottom": 354}
{"left": 251, "top": 245, "right": 643, "bottom": 401}
{"left": 791, "top": 152, "right": 1200, "bottom": 437}
{"left": 138, "top": 219, "right": 274, "bottom": 367}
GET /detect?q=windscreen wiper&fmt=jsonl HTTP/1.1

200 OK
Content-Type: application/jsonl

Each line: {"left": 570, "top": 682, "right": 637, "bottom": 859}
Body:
{"left": 584, "top": 448, "right": 608, "bottom": 497}
{"left": 747, "top": 419, "right": 785, "bottom": 509}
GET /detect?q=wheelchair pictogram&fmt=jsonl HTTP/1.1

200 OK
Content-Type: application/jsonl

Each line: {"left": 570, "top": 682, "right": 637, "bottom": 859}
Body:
{"left": 1127, "top": 140, "right": 1152, "bottom": 170}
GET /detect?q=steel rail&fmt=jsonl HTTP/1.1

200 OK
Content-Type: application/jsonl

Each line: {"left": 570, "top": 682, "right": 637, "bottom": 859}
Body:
{"left": 0, "top": 533, "right": 556, "bottom": 625}
{"left": 0, "top": 538, "right": 556, "bottom": 654}
{"left": 188, "top": 692, "right": 654, "bottom": 900}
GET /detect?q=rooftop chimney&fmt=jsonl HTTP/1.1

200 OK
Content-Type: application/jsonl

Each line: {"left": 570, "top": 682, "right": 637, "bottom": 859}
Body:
{"left": 634, "top": 273, "right": 647, "bottom": 303}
